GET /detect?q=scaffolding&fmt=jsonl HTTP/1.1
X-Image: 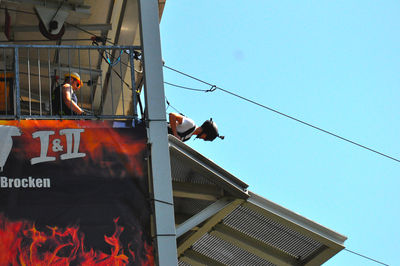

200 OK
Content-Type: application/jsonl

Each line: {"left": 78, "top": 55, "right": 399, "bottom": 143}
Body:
{"left": 0, "top": 44, "right": 141, "bottom": 120}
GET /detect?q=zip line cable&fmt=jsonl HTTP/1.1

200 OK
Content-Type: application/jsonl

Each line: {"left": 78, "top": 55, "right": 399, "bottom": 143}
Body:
{"left": 50, "top": 0, "right": 66, "bottom": 24}
{"left": 2, "top": 8, "right": 393, "bottom": 264}
{"left": 64, "top": 22, "right": 98, "bottom": 38}
{"left": 164, "top": 81, "right": 214, "bottom": 92}
{"left": 163, "top": 65, "right": 400, "bottom": 164}
{"left": 344, "top": 249, "right": 389, "bottom": 266}
{"left": 3, "top": 8, "right": 397, "bottom": 164}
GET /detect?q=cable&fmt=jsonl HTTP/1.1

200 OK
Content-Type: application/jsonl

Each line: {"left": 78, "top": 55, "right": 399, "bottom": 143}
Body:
{"left": 164, "top": 81, "right": 210, "bottom": 92}
{"left": 109, "top": 67, "right": 133, "bottom": 91}
{"left": 165, "top": 97, "right": 183, "bottom": 115}
{"left": 92, "top": 40, "right": 124, "bottom": 66}
{"left": 64, "top": 22, "right": 96, "bottom": 37}
{"left": 0, "top": 7, "right": 35, "bottom": 15}
{"left": 64, "top": 22, "right": 117, "bottom": 46}
{"left": 0, "top": 38, "right": 95, "bottom": 43}
{"left": 9, "top": 5, "right": 395, "bottom": 164}
{"left": 49, "top": 0, "right": 66, "bottom": 24}
{"left": 163, "top": 65, "right": 400, "bottom": 164}
{"left": 344, "top": 248, "right": 389, "bottom": 266}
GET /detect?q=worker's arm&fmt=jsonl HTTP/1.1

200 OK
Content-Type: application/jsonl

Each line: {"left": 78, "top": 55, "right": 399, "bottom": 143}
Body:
{"left": 169, "top": 113, "right": 184, "bottom": 139}
{"left": 62, "top": 85, "right": 84, "bottom": 115}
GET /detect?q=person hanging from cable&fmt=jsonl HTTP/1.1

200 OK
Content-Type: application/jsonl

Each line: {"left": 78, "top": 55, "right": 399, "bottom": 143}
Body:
{"left": 52, "top": 72, "right": 84, "bottom": 115}
{"left": 168, "top": 112, "right": 224, "bottom": 142}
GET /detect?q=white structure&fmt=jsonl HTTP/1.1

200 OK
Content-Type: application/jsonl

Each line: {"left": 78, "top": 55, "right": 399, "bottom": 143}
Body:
{"left": 169, "top": 136, "right": 346, "bottom": 265}
{"left": 0, "top": 0, "right": 346, "bottom": 264}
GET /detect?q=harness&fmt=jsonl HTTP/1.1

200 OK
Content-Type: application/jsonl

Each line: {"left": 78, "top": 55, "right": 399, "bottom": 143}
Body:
{"left": 51, "top": 85, "right": 77, "bottom": 115}
{"left": 168, "top": 124, "right": 196, "bottom": 142}
{"left": 178, "top": 126, "right": 196, "bottom": 142}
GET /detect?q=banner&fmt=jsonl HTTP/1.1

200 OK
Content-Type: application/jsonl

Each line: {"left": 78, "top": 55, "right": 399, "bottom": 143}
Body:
{"left": 0, "top": 120, "right": 153, "bottom": 265}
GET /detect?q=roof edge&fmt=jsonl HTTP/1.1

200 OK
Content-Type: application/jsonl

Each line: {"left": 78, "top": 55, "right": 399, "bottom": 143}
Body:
{"left": 247, "top": 191, "right": 348, "bottom": 246}
{"left": 168, "top": 135, "right": 249, "bottom": 190}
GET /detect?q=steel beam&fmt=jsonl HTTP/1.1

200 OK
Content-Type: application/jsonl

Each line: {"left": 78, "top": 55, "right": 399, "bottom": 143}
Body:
{"left": 3, "top": 0, "right": 91, "bottom": 15}
{"left": 177, "top": 199, "right": 244, "bottom": 256}
{"left": 92, "top": 0, "right": 125, "bottom": 111}
{"left": 176, "top": 198, "right": 232, "bottom": 238}
{"left": 172, "top": 181, "right": 222, "bottom": 201}
{"left": 211, "top": 223, "right": 302, "bottom": 266}
{"left": 97, "top": 0, "right": 141, "bottom": 116}
{"left": 138, "top": 0, "right": 177, "bottom": 265}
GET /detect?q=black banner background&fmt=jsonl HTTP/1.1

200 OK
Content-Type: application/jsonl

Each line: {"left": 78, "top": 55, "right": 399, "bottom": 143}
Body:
{"left": 0, "top": 120, "right": 153, "bottom": 265}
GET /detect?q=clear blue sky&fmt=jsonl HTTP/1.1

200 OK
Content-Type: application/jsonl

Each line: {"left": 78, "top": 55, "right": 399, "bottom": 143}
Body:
{"left": 159, "top": 1, "right": 400, "bottom": 265}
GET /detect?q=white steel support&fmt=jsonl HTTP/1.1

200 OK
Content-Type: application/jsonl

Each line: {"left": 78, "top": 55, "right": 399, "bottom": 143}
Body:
{"left": 138, "top": 0, "right": 178, "bottom": 265}
{"left": 176, "top": 198, "right": 232, "bottom": 238}
{"left": 177, "top": 199, "right": 244, "bottom": 256}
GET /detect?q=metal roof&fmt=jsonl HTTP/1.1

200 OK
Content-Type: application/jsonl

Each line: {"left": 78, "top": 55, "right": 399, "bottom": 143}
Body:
{"left": 169, "top": 135, "right": 347, "bottom": 265}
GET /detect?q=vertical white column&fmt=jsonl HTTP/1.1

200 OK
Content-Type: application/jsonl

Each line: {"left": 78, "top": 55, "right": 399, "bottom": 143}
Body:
{"left": 138, "top": 0, "right": 178, "bottom": 265}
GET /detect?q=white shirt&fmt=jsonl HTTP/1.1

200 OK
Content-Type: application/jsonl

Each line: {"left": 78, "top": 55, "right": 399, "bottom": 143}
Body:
{"left": 177, "top": 117, "right": 196, "bottom": 141}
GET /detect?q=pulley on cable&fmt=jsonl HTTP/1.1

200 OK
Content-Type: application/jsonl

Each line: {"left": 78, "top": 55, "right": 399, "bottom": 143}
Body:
{"left": 35, "top": 4, "right": 68, "bottom": 40}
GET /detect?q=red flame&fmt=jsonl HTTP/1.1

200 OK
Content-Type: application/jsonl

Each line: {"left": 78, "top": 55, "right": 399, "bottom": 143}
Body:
{"left": 0, "top": 120, "right": 147, "bottom": 177}
{"left": 0, "top": 215, "right": 154, "bottom": 265}
{"left": 141, "top": 242, "right": 155, "bottom": 266}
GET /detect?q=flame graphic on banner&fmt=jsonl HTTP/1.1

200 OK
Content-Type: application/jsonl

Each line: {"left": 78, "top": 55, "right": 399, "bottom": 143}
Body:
{"left": 0, "top": 120, "right": 147, "bottom": 177}
{"left": 0, "top": 215, "right": 154, "bottom": 265}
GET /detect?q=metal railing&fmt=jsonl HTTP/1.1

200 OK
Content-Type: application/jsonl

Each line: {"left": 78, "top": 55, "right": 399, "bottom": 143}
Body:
{"left": 0, "top": 44, "right": 141, "bottom": 120}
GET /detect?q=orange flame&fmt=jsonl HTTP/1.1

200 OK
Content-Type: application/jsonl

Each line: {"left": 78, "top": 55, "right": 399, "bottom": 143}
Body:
{"left": 0, "top": 120, "right": 147, "bottom": 177}
{"left": 0, "top": 215, "right": 154, "bottom": 265}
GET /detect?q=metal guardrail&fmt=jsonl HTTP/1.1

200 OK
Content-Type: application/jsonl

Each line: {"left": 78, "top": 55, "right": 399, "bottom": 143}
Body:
{"left": 0, "top": 44, "right": 141, "bottom": 120}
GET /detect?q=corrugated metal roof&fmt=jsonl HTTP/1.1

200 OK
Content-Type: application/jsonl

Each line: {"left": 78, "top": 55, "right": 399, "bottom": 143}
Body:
{"left": 190, "top": 233, "right": 276, "bottom": 266}
{"left": 178, "top": 260, "right": 192, "bottom": 266}
{"left": 170, "top": 154, "right": 216, "bottom": 185}
{"left": 223, "top": 205, "right": 323, "bottom": 260}
{"left": 169, "top": 135, "right": 347, "bottom": 265}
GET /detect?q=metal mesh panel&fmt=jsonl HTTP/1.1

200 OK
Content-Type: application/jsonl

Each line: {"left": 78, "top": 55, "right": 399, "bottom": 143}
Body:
{"left": 170, "top": 154, "right": 215, "bottom": 185}
{"left": 223, "top": 205, "right": 323, "bottom": 260}
{"left": 191, "top": 233, "right": 276, "bottom": 266}
{"left": 178, "top": 260, "right": 191, "bottom": 266}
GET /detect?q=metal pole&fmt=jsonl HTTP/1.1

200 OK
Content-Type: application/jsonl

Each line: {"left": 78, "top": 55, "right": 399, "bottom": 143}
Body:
{"left": 14, "top": 47, "right": 20, "bottom": 118}
{"left": 3, "top": 48, "right": 7, "bottom": 115}
{"left": 27, "top": 48, "right": 31, "bottom": 115}
{"left": 87, "top": 48, "right": 94, "bottom": 113}
{"left": 48, "top": 48, "right": 52, "bottom": 115}
{"left": 129, "top": 48, "right": 137, "bottom": 119}
{"left": 78, "top": 48, "right": 83, "bottom": 111}
{"left": 109, "top": 49, "right": 114, "bottom": 114}
{"left": 57, "top": 48, "right": 62, "bottom": 117}
{"left": 37, "top": 48, "right": 42, "bottom": 116}
{"left": 138, "top": 1, "right": 178, "bottom": 265}
{"left": 119, "top": 49, "right": 125, "bottom": 115}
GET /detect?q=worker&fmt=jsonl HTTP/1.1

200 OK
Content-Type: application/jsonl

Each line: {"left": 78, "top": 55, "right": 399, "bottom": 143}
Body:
{"left": 168, "top": 112, "right": 224, "bottom": 142}
{"left": 52, "top": 72, "right": 84, "bottom": 115}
